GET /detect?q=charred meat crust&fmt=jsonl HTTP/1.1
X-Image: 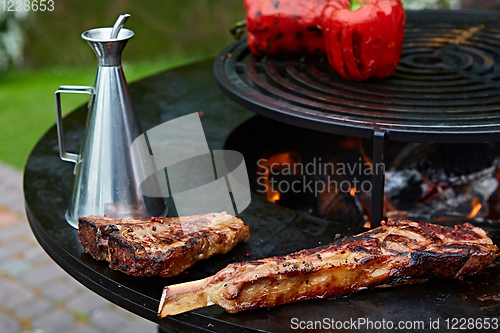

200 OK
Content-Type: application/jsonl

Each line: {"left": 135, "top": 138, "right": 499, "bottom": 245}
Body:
{"left": 78, "top": 213, "right": 250, "bottom": 277}
{"left": 77, "top": 217, "right": 121, "bottom": 261}
{"left": 216, "top": 222, "right": 498, "bottom": 312}
{"left": 108, "top": 225, "right": 249, "bottom": 277}
{"left": 158, "top": 220, "right": 498, "bottom": 316}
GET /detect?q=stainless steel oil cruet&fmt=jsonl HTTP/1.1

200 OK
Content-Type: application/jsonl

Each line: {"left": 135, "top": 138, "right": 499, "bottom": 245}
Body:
{"left": 55, "top": 14, "right": 166, "bottom": 228}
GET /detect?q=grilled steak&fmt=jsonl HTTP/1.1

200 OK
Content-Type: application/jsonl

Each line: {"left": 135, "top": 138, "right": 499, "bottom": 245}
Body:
{"left": 158, "top": 220, "right": 498, "bottom": 316}
{"left": 78, "top": 212, "right": 250, "bottom": 277}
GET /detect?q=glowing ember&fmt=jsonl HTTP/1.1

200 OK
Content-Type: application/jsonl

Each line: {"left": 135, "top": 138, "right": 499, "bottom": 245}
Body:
{"left": 270, "top": 192, "right": 280, "bottom": 203}
{"left": 251, "top": 132, "right": 499, "bottom": 228}
{"left": 358, "top": 138, "right": 373, "bottom": 172}
{"left": 339, "top": 137, "right": 358, "bottom": 150}
{"left": 258, "top": 152, "right": 301, "bottom": 203}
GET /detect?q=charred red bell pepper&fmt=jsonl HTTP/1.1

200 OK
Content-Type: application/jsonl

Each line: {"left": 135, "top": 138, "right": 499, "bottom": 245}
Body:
{"left": 322, "top": 0, "right": 406, "bottom": 80}
{"left": 245, "top": 0, "right": 329, "bottom": 56}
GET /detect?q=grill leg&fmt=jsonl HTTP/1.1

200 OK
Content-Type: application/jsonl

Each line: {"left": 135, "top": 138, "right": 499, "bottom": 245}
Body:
{"left": 370, "top": 131, "right": 386, "bottom": 228}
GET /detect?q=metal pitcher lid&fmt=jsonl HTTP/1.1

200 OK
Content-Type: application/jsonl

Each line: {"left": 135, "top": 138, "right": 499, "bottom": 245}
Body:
{"left": 81, "top": 28, "right": 134, "bottom": 43}
{"left": 81, "top": 15, "right": 134, "bottom": 67}
{"left": 81, "top": 14, "right": 134, "bottom": 42}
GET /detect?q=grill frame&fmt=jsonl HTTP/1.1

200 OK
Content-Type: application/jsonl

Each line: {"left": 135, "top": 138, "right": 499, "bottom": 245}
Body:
{"left": 214, "top": 10, "right": 500, "bottom": 144}
{"left": 24, "top": 56, "right": 500, "bottom": 333}
{"left": 214, "top": 10, "right": 500, "bottom": 225}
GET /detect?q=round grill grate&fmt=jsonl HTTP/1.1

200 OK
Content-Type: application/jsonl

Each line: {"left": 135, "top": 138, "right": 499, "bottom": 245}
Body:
{"left": 214, "top": 10, "right": 500, "bottom": 143}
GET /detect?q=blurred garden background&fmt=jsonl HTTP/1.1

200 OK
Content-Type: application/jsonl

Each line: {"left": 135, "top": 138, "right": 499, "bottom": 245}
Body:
{"left": 1, "top": 0, "right": 499, "bottom": 170}
{"left": 0, "top": 0, "right": 247, "bottom": 170}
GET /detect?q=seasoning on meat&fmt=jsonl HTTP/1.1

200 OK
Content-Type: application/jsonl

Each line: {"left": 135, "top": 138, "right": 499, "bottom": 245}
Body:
{"left": 158, "top": 220, "right": 498, "bottom": 316}
{"left": 78, "top": 212, "right": 250, "bottom": 277}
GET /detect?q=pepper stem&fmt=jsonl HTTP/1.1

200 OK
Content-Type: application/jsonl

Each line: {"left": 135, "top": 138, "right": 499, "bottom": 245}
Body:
{"left": 349, "top": 0, "right": 365, "bottom": 11}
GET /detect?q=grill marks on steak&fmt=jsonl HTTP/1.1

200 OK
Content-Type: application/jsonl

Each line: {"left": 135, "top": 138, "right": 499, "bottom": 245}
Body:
{"left": 158, "top": 220, "right": 498, "bottom": 316}
{"left": 78, "top": 213, "right": 250, "bottom": 277}
{"left": 78, "top": 218, "right": 121, "bottom": 261}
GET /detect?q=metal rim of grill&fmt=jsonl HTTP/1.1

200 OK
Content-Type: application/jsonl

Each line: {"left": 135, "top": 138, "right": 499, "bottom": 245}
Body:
{"left": 214, "top": 10, "right": 500, "bottom": 143}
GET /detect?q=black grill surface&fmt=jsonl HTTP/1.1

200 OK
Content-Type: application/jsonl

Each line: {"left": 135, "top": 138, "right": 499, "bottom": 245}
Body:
{"left": 214, "top": 10, "right": 500, "bottom": 143}
{"left": 26, "top": 58, "right": 500, "bottom": 333}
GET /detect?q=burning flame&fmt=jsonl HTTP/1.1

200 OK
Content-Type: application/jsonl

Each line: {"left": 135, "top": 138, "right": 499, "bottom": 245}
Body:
{"left": 339, "top": 137, "right": 358, "bottom": 150}
{"left": 270, "top": 192, "right": 280, "bottom": 203}
{"left": 467, "top": 197, "right": 482, "bottom": 219}
{"left": 358, "top": 138, "right": 373, "bottom": 172}
{"left": 253, "top": 135, "right": 494, "bottom": 227}
{"left": 258, "top": 152, "right": 301, "bottom": 203}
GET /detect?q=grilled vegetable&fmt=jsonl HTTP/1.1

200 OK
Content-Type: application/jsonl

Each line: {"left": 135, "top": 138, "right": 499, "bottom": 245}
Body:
{"left": 158, "top": 220, "right": 498, "bottom": 316}
{"left": 322, "top": 0, "right": 406, "bottom": 80}
{"left": 245, "top": 0, "right": 329, "bottom": 55}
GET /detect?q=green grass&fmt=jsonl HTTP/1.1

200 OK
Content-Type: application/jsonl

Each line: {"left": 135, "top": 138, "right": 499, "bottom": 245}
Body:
{"left": 0, "top": 0, "right": 246, "bottom": 170}
{"left": 0, "top": 57, "right": 198, "bottom": 170}
{"left": 23, "top": 0, "right": 245, "bottom": 68}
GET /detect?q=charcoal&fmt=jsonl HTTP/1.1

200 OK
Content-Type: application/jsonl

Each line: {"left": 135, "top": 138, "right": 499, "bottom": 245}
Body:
{"left": 385, "top": 170, "right": 427, "bottom": 210}
{"left": 228, "top": 115, "right": 500, "bottom": 228}
{"left": 319, "top": 188, "right": 365, "bottom": 227}
{"left": 389, "top": 143, "right": 499, "bottom": 185}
